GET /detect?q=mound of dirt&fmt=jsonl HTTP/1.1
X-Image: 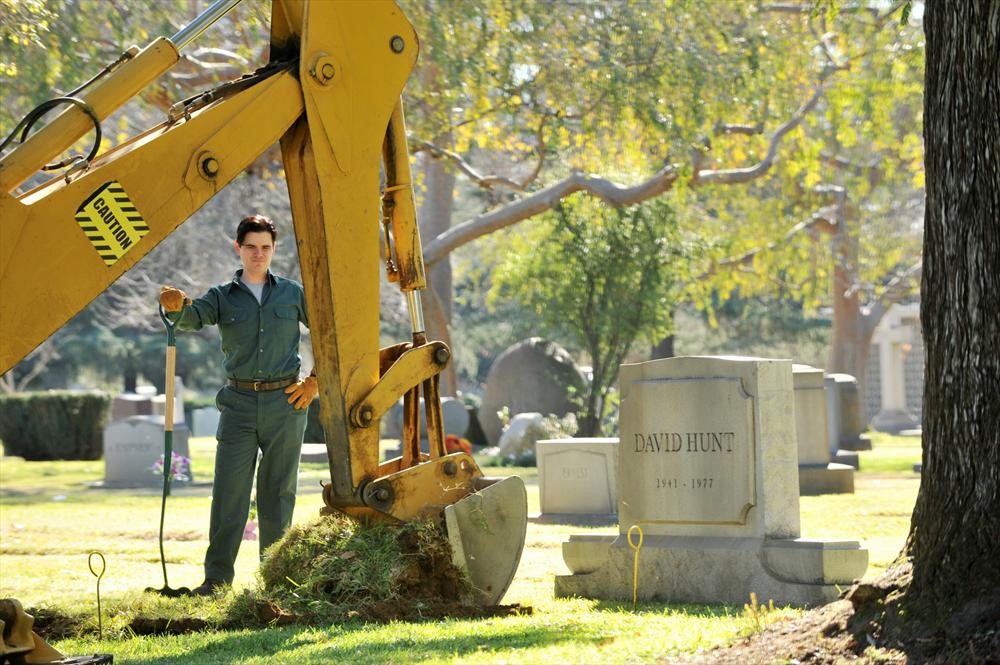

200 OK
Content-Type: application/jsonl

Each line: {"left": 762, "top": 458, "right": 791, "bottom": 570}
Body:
{"left": 25, "top": 607, "right": 78, "bottom": 641}
{"left": 667, "top": 564, "right": 1000, "bottom": 664}
{"left": 228, "top": 514, "right": 530, "bottom": 626}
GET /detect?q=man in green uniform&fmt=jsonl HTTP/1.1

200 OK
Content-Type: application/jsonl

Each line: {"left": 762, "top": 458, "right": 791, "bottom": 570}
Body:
{"left": 159, "top": 214, "right": 318, "bottom": 595}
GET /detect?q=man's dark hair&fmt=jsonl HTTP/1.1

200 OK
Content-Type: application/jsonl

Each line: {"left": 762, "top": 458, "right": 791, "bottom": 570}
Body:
{"left": 236, "top": 214, "right": 277, "bottom": 244}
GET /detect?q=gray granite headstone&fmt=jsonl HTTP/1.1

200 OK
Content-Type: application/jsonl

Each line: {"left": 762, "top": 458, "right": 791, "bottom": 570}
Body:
{"left": 103, "top": 415, "right": 191, "bottom": 488}
{"left": 382, "top": 397, "right": 470, "bottom": 440}
{"left": 110, "top": 393, "right": 154, "bottom": 421}
{"left": 479, "top": 338, "right": 585, "bottom": 445}
{"left": 191, "top": 407, "right": 220, "bottom": 438}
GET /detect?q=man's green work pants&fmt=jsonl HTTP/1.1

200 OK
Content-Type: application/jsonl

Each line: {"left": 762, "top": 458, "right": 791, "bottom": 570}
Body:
{"left": 206, "top": 385, "right": 307, "bottom": 584}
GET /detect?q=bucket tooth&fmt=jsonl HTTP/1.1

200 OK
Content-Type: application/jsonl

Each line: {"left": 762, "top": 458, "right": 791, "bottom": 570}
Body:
{"left": 444, "top": 476, "right": 527, "bottom": 605}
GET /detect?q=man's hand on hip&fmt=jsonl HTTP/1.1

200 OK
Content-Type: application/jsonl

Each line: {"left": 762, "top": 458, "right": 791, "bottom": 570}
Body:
{"left": 285, "top": 375, "right": 318, "bottom": 410}
{"left": 159, "top": 286, "right": 190, "bottom": 312}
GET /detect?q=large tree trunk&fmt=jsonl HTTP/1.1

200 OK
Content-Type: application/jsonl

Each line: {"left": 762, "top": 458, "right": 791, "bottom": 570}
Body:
{"left": 418, "top": 148, "right": 458, "bottom": 395}
{"left": 905, "top": 0, "right": 999, "bottom": 613}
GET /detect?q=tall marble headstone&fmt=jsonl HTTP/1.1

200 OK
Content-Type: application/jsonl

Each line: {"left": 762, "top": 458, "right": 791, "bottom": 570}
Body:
{"left": 556, "top": 356, "right": 867, "bottom": 606}
{"left": 794, "top": 364, "right": 855, "bottom": 495}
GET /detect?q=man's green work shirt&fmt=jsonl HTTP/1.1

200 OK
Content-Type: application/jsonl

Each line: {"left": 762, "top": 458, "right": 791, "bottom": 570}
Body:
{"left": 173, "top": 270, "right": 309, "bottom": 381}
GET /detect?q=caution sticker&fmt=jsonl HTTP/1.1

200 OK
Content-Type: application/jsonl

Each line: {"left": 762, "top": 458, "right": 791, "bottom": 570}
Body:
{"left": 74, "top": 181, "right": 149, "bottom": 266}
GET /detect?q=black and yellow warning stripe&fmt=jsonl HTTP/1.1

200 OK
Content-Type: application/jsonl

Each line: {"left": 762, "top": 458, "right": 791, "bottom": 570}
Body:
{"left": 74, "top": 180, "right": 149, "bottom": 266}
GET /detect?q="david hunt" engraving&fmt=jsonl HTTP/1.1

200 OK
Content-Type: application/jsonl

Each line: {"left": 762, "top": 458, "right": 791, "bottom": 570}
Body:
{"left": 633, "top": 432, "right": 736, "bottom": 453}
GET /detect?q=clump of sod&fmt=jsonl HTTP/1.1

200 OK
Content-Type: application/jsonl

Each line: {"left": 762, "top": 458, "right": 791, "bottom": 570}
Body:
{"left": 227, "top": 513, "right": 482, "bottom": 625}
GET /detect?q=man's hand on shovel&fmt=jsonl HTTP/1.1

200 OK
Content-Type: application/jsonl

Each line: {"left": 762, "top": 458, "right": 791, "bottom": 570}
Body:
{"left": 285, "top": 375, "right": 319, "bottom": 410}
{"left": 159, "top": 286, "right": 190, "bottom": 312}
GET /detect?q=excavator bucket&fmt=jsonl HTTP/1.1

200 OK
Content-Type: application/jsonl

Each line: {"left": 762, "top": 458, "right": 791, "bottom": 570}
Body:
{"left": 444, "top": 476, "right": 528, "bottom": 605}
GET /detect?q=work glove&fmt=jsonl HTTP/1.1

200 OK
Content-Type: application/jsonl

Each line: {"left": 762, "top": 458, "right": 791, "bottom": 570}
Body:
{"left": 159, "top": 286, "right": 191, "bottom": 313}
{"left": 285, "top": 375, "right": 318, "bottom": 410}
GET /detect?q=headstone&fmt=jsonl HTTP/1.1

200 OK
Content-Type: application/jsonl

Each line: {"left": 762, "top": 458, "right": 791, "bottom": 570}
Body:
{"left": 794, "top": 365, "right": 854, "bottom": 495}
{"left": 110, "top": 393, "right": 154, "bottom": 421}
{"left": 382, "top": 400, "right": 405, "bottom": 439}
{"left": 555, "top": 356, "right": 868, "bottom": 607}
{"left": 826, "top": 373, "right": 871, "bottom": 451}
{"left": 479, "top": 338, "right": 585, "bottom": 445}
{"left": 103, "top": 415, "right": 192, "bottom": 488}
{"left": 537, "top": 438, "right": 618, "bottom": 518}
{"left": 150, "top": 376, "right": 186, "bottom": 425}
{"left": 300, "top": 443, "right": 329, "bottom": 463}
{"left": 497, "top": 412, "right": 544, "bottom": 458}
{"left": 191, "top": 407, "right": 220, "bottom": 437}
{"left": 382, "top": 397, "right": 470, "bottom": 441}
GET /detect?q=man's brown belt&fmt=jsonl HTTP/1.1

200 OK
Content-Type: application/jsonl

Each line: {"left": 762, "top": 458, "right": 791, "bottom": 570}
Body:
{"left": 227, "top": 376, "right": 297, "bottom": 392}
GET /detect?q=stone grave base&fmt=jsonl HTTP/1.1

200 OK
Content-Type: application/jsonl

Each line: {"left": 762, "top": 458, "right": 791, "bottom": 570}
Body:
{"left": 300, "top": 443, "right": 329, "bottom": 463}
{"left": 871, "top": 409, "right": 919, "bottom": 434}
{"left": 839, "top": 433, "right": 872, "bottom": 451}
{"left": 798, "top": 462, "right": 855, "bottom": 495}
{"left": 529, "top": 512, "right": 617, "bottom": 526}
{"left": 833, "top": 449, "right": 860, "bottom": 469}
{"left": 555, "top": 534, "right": 867, "bottom": 607}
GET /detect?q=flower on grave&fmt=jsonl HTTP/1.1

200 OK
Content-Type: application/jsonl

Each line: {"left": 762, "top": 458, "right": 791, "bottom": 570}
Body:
{"left": 444, "top": 434, "right": 473, "bottom": 455}
{"left": 243, "top": 498, "right": 258, "bottom": 540}
{"left": 151, "top": 452, "right": 191, "bottom": 481}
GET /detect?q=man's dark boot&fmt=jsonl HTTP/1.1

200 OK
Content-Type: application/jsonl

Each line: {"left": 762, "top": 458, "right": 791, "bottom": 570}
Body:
{"left": 189, "top": 579, "right": 228, "bottom": 597}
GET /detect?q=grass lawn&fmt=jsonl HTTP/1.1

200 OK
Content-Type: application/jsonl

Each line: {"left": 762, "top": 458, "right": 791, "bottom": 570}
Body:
{"left": 0, "top": 433, "right": 922, "bottom": 664}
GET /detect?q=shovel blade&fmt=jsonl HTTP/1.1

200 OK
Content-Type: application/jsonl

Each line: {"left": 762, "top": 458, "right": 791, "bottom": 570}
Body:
{"left": 444, "top": 475, "right": 527, "bottom": 605}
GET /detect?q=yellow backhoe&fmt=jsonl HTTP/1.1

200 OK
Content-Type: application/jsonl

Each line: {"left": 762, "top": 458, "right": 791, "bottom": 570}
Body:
{"left": 0, "top": 1, "right": 527, "bottom": 659}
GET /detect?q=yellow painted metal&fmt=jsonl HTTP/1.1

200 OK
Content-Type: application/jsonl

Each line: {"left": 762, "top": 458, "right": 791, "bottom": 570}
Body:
{"left": 0, "top": 599, "right": 64, "bottom": 662}
{"left": 365, "top": 452, "right": 484, "bottom": 522}
{"left": 0, "top": 70, "right": 304, "bottom": 373}
{"left": 350, "top": 341, "right": 449, "bottom": 428}
{"left": 382, "top": 101, "right": 427, "bottom": 291}
{"left": 0, "top": 38, "right": 179, "bottom": 193}
{"left": 276, "top": 0, "right": 419, "bottom": 503}
{"left": 422, "top": 373, "right": 447, "bottom": 459}
{"left": 1, "top": 1, "right": 506, "bottom": 546}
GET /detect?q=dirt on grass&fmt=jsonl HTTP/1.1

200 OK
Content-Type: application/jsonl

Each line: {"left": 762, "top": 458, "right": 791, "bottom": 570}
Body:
{"left": 31, "top": 515, "right": 530, "bottom": 640}
{"left": 668, "top": 563, "right": 1000, "bottom": 664}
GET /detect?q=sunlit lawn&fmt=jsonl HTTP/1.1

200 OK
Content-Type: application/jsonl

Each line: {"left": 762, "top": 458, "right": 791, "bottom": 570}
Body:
{"left": 0, "top": 433, "right": 921, "bottom": 664}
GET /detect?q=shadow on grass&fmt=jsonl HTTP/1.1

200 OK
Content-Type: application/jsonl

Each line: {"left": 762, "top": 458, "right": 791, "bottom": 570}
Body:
{"left": 101, "top": 619, "right": 595, "bottom": 665}
{"left": 591, "top": 598, "right": 739, "bottom": 617}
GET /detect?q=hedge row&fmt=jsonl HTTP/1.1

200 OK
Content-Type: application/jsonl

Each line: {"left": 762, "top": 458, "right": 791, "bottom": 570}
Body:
{"left": 0, "top": 391, "right": 112, "bottom": 460}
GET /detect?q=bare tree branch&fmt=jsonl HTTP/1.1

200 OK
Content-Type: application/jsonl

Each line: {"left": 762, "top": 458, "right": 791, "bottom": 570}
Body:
{"left": 423, "top": 163, "right": 681, "bottom": 265}
{"left": 413, "top": 140, "right": 527, "bottom": 192}
{"left": 865, "top": 260, "right": 923, "bottom": 329}
{"left": 690, "top": 83, "right": 827, "bottom": 186}
{"left": 697, "top": 206, "right": 839, "bottom": 281}
{"left": 714, "top": 121, "right": 764, "bottom": 136}
{"left": 423, "top": 80, "right": 832, "bottom": 266}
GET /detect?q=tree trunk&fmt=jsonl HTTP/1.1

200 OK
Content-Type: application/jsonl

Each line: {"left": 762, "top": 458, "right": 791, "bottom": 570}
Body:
{"left": 826, "top": 192, "right": 872, "bottom": 398}
{"left": 649, "top": 333, "right": 675, "bottom": 360}
{"left": 904, "top": 0, "right": 1000, "bottom": 613}
{"left": 418, "top": 147, "right": 458, "bottom": 395}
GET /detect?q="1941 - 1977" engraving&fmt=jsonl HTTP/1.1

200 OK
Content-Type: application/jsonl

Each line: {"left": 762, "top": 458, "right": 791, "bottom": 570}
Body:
{"left": 655, "top": 477, "right": 715, "bottom": 489}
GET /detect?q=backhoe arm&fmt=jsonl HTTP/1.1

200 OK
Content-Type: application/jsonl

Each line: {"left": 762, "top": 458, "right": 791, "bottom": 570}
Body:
{"left": 0, "top": 0, "right": 525, "bottom": 604}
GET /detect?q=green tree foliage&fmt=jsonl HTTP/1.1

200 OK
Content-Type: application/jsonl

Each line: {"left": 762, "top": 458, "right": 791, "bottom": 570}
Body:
{"left": 491, "top": 194, "right": 694, "bottom": 435}
{"left": 398, "top": 0, "right": 923, "bottom": 400}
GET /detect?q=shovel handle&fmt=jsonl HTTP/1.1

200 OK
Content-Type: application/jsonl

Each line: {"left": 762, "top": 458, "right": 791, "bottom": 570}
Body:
{"left": 159, "top": 306, "right": 178, "bottom": 433}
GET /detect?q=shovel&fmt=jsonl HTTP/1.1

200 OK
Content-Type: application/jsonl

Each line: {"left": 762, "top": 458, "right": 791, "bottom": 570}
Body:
{"left": 145, "top": 306, "right": 191, "bottom": 597}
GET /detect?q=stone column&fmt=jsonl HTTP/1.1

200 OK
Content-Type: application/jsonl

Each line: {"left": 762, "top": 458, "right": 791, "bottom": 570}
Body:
{"left": 871, "top": 304, "right": 920, "bottom": 433}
